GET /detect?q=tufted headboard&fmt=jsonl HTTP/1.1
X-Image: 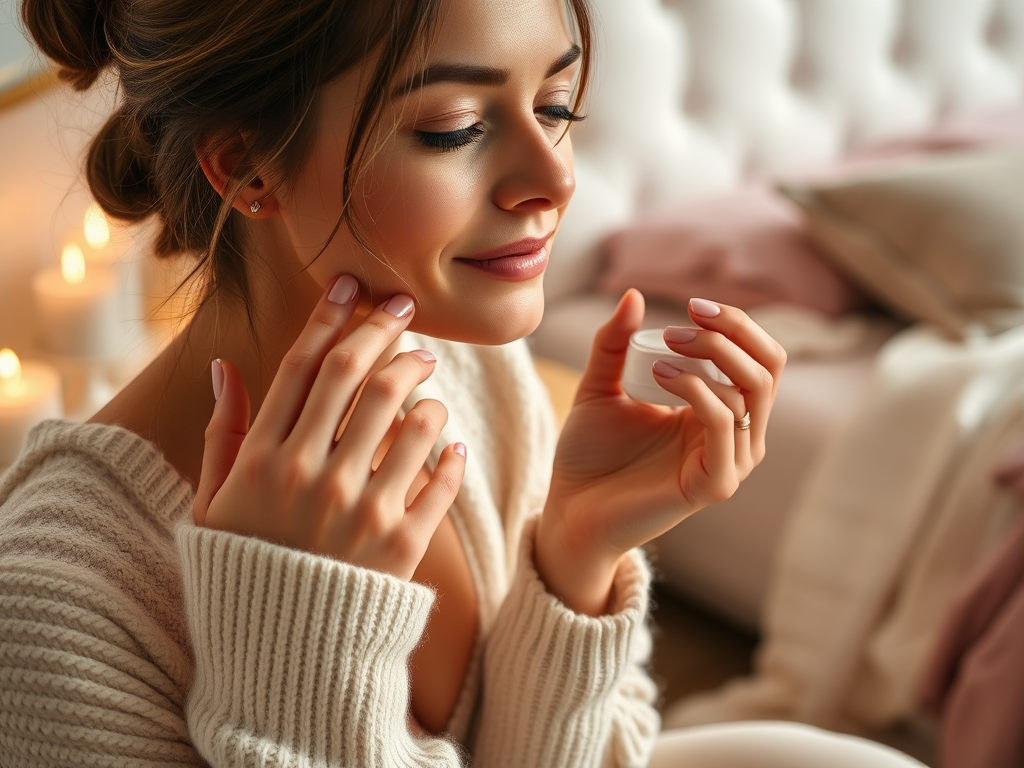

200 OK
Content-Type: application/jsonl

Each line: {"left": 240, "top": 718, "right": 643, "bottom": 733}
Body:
{"left": 546, "top": 0, "right": 1024, "bottom": 302}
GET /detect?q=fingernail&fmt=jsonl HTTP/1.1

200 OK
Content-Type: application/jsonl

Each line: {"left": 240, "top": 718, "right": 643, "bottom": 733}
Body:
{"left": 653, "top": 360, "right": 682, "bottom": 378}
{"left": 211, "top": 359, "right": 224, "bottom": 401}
{"left": 410, "top": 349, "right": 435, "bottom": 364}
{"left": 665, "top": 326, "right": 698, "bottom": 344}
{"left": 454, "top": 442, "right": 467, "bottom": 458}
{"left": 690, "top": 298, "right": 721, "bottom": 318}
{"left": 383, "top": 294, "right": 415, "bottom": 318}
{"left": 328, "top": 275, "right": 359, "bottom": 304}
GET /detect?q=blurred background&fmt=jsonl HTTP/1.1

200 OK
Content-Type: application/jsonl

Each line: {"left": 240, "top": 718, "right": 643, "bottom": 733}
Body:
{"left": 3, "top": 2, "right": 1024, "bottom": 766}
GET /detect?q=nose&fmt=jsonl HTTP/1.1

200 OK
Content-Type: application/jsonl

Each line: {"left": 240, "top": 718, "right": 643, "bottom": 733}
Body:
{"left": 491, "top": 120, "right": 576, "bottom": 214}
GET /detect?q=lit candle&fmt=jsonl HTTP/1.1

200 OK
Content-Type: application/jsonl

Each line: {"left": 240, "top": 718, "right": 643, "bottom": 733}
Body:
{"left": 0, "top": 349, "right": 63, "bottom": 469}
{"left": 83, "top": 201, "right": 145, "bottom": 326}
{"left": 83, "top": 202, "right": 117, "bottom": 268}
{"left": 32, "top": 242, "right": 123, "bottom": 358}
{"left": 84, "top": 203, "right": 110, "bottom": 248}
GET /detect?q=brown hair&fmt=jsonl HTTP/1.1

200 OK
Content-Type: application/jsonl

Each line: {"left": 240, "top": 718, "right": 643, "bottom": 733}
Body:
{"left": 21, "top": 0, "right": 592, "bottom": 329}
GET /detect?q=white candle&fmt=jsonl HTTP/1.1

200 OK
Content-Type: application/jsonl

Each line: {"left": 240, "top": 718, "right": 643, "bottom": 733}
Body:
{"left": 0, "top": 349, "right": 63, "bottom": 468}
{"left": 33, "top": 243, "right": 123, "bottom": 358}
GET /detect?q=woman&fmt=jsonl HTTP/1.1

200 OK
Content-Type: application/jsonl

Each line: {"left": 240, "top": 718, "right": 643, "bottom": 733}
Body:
{"left": 0, "top": 0, "right": 924, "bottom": 765}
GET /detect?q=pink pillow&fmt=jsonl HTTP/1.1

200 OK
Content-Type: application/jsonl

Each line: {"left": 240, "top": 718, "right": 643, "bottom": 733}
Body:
{"left": 596, "top": 185, "right": 865, "bottom": 316}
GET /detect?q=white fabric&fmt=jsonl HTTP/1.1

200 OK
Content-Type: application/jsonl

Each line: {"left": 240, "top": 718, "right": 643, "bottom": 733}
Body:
{"left": 650, "top": 722, "right": 925, "bottom": 767}
{"left": 0, "top": 330, "right": 929, "bottom": 766}
{"left": 0, "top": 335, "right": 660, "bottom": 767}
{"left": 664, "top": 324, "right": 1024, "bottom": 734}
{"left": 746, "top": 304, "right": 900, "bottom": 360}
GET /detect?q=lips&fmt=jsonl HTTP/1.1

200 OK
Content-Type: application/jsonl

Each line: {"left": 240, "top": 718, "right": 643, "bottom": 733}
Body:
{"left": 458, "top": 233, "right": 553, "bottom": 262}
{"left": 454, "top": 233, "right": 553, "bottom": 282}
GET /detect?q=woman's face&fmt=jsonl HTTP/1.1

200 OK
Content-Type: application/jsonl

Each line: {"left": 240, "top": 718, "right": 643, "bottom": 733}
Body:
{"left": 277, "top": 0, "right": 580, "bottom": 345}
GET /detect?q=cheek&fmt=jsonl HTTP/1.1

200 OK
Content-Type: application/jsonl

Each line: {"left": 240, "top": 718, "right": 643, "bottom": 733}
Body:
{"left": 284, "top": 144, "right": 488, "bottom": 308}
{"left": 358, "top": 156, "right": 481, "bottom": 273}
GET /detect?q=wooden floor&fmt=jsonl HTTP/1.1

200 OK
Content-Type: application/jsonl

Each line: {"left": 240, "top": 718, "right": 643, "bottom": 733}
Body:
{"left": 648, "top": 583, "right": 758, "bottom": 712}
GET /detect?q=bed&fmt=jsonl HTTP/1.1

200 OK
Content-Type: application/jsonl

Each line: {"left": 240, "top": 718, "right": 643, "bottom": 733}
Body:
{"left": 529, "top": 0, "right": 1024, "bottom": 758}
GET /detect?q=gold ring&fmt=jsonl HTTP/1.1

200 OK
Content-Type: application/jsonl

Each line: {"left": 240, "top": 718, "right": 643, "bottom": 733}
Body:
{"left": 734, "top": 412, "right": 751, "bottom": 431}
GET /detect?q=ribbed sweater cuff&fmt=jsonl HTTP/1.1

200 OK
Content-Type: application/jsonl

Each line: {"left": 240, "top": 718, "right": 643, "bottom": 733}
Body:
{"left": 176, "top": 523, "right": 436, "bottom": 765}
{"left": 474, "top": 516, "right": 651, "bottom": 767}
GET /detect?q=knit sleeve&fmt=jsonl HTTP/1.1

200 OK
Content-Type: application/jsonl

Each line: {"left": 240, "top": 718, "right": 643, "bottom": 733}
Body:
{"left": 472, "top": 516, "right": 661, "bottom": 768}
{"left": 177, "top": 524, "right": 465, "bottom": 767}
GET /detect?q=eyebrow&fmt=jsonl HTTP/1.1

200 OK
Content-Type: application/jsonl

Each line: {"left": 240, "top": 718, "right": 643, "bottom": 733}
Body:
{"left": 391, "top": 43, "right": 581, "bottom": 98}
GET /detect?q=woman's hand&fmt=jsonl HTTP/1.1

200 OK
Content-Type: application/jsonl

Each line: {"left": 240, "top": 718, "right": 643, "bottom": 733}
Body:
{"left": 536, "top": 289, "right": 786, "bottom": 615}
{"left": 191, "top": 276, "right": 467, "bottom": 581}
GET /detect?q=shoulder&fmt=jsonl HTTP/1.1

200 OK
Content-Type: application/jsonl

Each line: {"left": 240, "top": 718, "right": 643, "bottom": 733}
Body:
{"left": 0, "top": 419, "right": 197, "bottom": 738}
{"left": 1, "top": 418, "right": 194, "bottom": 526}
{"left": 0, "top": 420, "right": 193, "bottom": 604}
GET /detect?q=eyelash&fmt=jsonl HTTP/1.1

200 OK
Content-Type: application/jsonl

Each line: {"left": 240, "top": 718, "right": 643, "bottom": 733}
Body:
{"left": 415, "top": 105, "right": 584, "bottom": 152}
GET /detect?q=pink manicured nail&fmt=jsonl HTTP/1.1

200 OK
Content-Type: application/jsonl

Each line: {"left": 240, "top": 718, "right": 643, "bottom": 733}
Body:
{"left": 410, "top": 349, "right": 435, "bottom": 364}
{"left": 328, "top": 275, "right": 359, "bottom": 304}
{"left": 664, "top": 326, "right": 698, "bottom": 344}
{"left": 653, "top": 360, "right": 682, "bottom": 378}
{"left": 454, "top": 442, "right": 467, "bottom": 458}
{"left": 383, "top": 294, "right": 415, "bottom": 318}
{"left": 689, "top": 298, "right": 721, "bottom": 318}
{"left": 211, "top": 359, "right": 224, "bottom": 401}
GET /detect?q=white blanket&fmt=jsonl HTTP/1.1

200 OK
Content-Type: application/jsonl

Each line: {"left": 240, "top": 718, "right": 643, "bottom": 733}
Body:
{"left": 663, "top": 323, "right": 1024, "bottom": 737}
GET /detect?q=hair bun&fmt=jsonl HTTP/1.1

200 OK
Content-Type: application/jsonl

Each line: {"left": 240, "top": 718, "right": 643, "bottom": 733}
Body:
{"left": 87, "top": 107, "right": 157, "bottom": 223}
{"left": 21, "top": 0, "right": 112, "bottom": 90}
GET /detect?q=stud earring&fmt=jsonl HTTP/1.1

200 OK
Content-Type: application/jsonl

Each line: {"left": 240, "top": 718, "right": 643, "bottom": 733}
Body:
{"left": 250, "top": 199, "right": 262, "bottom": 214}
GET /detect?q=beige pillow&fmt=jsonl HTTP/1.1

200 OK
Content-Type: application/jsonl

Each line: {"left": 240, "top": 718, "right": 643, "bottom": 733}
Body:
{"left": 780, "top": 149, "right": 1024, "bottom": 339}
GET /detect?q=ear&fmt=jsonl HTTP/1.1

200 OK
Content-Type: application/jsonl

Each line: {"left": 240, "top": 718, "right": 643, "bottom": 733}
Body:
{"left": 197, "top": 131, "right": 279, "bottom": 218}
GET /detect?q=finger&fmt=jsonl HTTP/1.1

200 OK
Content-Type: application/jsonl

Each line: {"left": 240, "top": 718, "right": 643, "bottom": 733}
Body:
{"left": 404, "top": 442, "right": 467, "bottom": 539}
{"left": 732, "top": 419, "right": 756, "bottom": 481}
{"left": 653, "top": 364, "right": 736, "bottom": 499}
{"left": 287, "top": 294, "right": 418, "bottom": 452}
{"left": 687, "top": 298, "right": 787, "bottom": 404}
{"left": 334, "top": 354, "right": 439, "bottom": 478}
{"left": 366, "top": 398, "right": 449, "bottom": 507}
{"left": 575, "top": 289, "right": 645, "bottom": 404}
{"left": 249, "top": 275, "right": 361, "bottom": 443}
{"left": 662, "top": 326, "right": 773, "bottom": 449}
{"left": 194, "top": 359, "right": 250, "bottom": 526}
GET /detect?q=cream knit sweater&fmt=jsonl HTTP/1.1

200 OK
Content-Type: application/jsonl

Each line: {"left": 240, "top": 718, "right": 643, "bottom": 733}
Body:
{"left": 0, "top": 334, "right": 660, "bottom": 767}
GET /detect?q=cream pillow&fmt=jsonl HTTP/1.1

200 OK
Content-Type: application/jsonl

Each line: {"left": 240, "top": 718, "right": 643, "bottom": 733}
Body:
{"left": 781, "top": 149, "right": 1024, "bottom": 339}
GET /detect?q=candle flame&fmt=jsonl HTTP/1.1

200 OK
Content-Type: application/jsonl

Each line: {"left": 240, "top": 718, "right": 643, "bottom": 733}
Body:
{"left": 0, "top": 348, "right": 21, "bottom": 381}
{"left": 84, "top": 203, "right": 110, "bottom": 249}
{"left": 61, "top": 243, "right": 86, "bottom": 285}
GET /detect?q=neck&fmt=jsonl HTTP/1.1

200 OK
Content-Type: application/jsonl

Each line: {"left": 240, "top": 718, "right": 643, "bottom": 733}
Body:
{"left": 91, "top": 262, "right": 393, "bottom": 492}
{"left": 180, "top": 268, "right": 326, "bottom": 417}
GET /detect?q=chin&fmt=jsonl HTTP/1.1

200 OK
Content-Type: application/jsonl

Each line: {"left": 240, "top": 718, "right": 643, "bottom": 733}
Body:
{"left": 413, "top": 291, "right": 545, "bottom": 346}
{"left": 477, "top": 289, "right": 546, "bottom": 345}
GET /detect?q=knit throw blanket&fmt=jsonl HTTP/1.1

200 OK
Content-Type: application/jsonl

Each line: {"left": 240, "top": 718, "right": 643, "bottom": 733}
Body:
{"left": 664, "top": 323, "right": 1024, "bottom": 739}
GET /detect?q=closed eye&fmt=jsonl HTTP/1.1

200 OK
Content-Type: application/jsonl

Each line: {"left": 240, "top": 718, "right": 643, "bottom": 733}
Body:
{"left": 415, "top": 124, "right": 486, "bottom": 152}
{"left": 536, "top": 105, "right": 584, "bottom": 127}
{"left": 414, "top": 106, "right": 584, "bottom": 152}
